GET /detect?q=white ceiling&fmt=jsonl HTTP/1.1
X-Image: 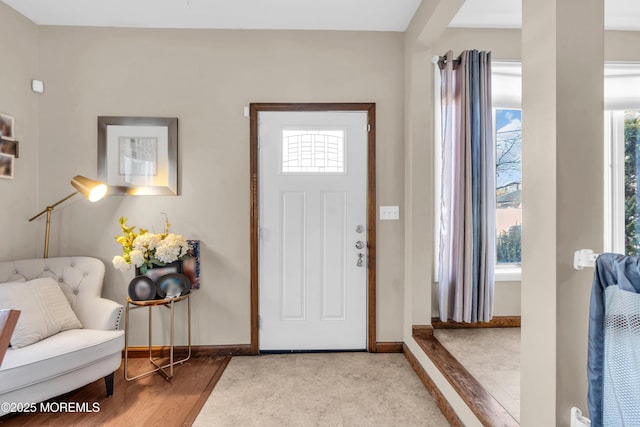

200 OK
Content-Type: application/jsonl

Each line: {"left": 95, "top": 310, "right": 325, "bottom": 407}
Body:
{"left": 1, "top": 0, "right": 421, "bottom": 31}
{"left": 7, "top": 0, "right": 640, "bottom": 33}
{"left": 450, "top": 0, "right": 640, "bottom": 31}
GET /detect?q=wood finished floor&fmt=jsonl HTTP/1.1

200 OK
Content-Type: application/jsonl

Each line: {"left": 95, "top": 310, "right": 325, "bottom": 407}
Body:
{"left": 434, "top": 328, "right": 521, "bottom": 422}
{"left": 0, "top": 356, "right": 230, "bottom": 427}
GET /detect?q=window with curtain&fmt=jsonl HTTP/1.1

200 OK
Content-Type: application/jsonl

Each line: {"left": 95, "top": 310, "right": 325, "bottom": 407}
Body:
{"left": 473, "top": 63, "right": 640, "bottom": 261}
{"left": 434, "top": 62, "right": 640, "bottom": 280}
{"left": 434, "top": 61, "right": 522, "bottom": 282}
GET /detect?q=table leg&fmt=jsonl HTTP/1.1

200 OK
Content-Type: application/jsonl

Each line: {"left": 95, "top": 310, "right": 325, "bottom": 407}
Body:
{"left": 124, "top": 302, "right": 130, "bottom": 380}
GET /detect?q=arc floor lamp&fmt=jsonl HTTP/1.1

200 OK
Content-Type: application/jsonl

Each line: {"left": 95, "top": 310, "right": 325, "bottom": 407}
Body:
{"left": 29, "top": 175, "right": 108, "bottom": 258}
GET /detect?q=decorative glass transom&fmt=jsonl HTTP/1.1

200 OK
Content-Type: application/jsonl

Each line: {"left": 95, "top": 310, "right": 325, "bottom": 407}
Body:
{"left": 281, "top": 130, "right": 345, "bottom": 173}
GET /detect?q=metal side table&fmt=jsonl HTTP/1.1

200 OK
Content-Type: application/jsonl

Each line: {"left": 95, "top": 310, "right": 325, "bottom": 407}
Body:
{"left": 124, "top": 293, "right": 191, "bottom": 381}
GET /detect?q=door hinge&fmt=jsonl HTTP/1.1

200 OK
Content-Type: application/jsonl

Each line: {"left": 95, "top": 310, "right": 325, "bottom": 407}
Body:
{"left": 367, "top": 123, "right": 371, "bottom": 132}
{"left": 259, "top": 315, "right": 263, "bottom": 330}
{"left": 258, "top": 227, "right": 263, "bottom": 240}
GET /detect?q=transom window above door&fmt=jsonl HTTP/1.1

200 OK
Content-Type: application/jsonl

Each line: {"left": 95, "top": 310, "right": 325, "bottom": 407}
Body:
{"left": 281, "top": 129, "right": 345, "bottom": 174}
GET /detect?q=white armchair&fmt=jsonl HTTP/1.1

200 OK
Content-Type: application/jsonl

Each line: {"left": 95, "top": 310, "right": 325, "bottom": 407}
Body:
{"left": 0, "top": 257, "right": 124, "bottom": 416}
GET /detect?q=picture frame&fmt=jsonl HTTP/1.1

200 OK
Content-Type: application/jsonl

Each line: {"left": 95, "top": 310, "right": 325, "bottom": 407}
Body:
{"left": 136, "top": 261, "right": 183, "bottom": 283}
{"left": 0, "top": 113, "right": 15, "bottom": 141}
{"left": 0, "top": 138, "right": 19, "bottom": 158}
{"left": 0, "top": 153, "right": 14, "bottom": 180}
{"left": 98, "top": 116, "right": 178, "bottom": 195}
{"left": 183, "top": 240, "right": 201, "bottom": 289}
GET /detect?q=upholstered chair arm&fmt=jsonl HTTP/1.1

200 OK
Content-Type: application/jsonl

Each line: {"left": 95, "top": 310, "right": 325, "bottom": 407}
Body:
{"left": 74, "top": 298, "right": 123, "bottom": 331}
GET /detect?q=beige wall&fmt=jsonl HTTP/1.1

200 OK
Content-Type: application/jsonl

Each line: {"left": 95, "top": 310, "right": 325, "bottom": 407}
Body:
{"left": 0, "top": 3, "right": 40, "bottom": 261}
{"left": 35, "top": 27, "right": 405, "bottom": 345}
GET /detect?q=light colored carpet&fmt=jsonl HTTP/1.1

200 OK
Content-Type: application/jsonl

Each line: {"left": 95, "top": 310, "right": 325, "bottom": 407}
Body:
{"left": 434, "top": 328, "right": 521, "bottom": 422}
{"left": 194, "top": 352, "right": 449, "bottom": 427}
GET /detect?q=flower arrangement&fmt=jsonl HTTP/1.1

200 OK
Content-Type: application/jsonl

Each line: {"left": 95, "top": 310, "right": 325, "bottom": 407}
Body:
{"left": 112, "top": 215, "right": 190, "bottom": 273}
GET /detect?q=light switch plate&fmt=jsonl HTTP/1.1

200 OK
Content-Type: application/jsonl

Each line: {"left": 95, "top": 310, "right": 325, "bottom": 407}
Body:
{"left": 31, "top": 79, "right": 44, "bottom": 94}
{"left": 380, "top": 206, "right": 400, "bottom": 220}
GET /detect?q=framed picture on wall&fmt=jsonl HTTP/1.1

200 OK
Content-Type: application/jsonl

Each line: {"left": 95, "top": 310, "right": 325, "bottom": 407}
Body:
{"left": 98, "top": 116, "right": 179, "bottom": 195}
{"left": 0, "top": 153, "right": 14, "bottom": 179}
{"left": 0, "top": 138, "right": 19, "bottom": 158}
{"left": 0, "top": 114, "right": 14, "bottom": 141}
{"left": 184, "top": 240, "right": 200, "bottom": 289}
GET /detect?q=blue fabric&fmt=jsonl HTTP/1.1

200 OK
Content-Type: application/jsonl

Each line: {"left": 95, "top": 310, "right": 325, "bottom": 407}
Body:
{"left": 589, "top": 253, "right": 640, "bottom": 427}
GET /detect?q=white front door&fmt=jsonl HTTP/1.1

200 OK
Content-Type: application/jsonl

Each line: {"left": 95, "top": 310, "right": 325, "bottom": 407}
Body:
{"left": 259, "top": 111, "right": 368, "bottom": 351}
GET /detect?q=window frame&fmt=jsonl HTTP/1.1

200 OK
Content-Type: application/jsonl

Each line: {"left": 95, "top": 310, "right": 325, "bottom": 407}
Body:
{"left": 602, "top": 63, "right": 640, "bottom": 254}
{"left": 604, "top": 110, "right": 634, "bottom": 254}
{"left": 279, "top": 127, "right": 348, "bottom": 175}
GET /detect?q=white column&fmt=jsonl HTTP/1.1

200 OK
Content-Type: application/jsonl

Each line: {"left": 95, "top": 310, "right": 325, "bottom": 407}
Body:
{"left": 521, "top": 1, "right": 604, "bottom": 425}
{"left": 403, "top": 0, "right": 465, "bottom": 337}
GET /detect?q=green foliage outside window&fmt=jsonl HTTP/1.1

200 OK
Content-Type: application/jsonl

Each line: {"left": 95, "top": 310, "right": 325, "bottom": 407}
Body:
{"left": 497, "top": 224, "right": 521, "bottom": 264}
{"left": 625, "top": 111, "right": 640, "bottom": 255}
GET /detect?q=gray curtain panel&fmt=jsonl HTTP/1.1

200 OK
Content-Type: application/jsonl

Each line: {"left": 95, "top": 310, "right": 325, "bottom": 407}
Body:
{"left": 438, "top": 50, "right": 496, "bottom": 323}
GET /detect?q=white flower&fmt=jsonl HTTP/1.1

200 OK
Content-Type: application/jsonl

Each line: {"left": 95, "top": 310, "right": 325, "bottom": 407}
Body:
{"left": 168, "top": 233, "right": 189, "bottom": 254}
{"left": 112, "top": 255, "right": 131, "bottom": 272}
{"left": 129, "top": 250, "right": 145, "bottom": 268}
{"left": 154, "top": 233, "right": 188, "bottom": 263}
{"left": 132, "top": 234, "right": 161, "bottom": 253}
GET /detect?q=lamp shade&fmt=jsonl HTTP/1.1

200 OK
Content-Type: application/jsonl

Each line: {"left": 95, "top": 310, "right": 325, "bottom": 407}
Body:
{"left": 71, "top": 175, "right": 107, "bottom": 202}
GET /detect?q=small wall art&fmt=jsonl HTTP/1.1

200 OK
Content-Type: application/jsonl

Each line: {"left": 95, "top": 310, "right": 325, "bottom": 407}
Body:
{"left": 0, "top": 153, "right": 14, "bottom": 180}
{"left": 0, "top": 138, "right": 19, "bottom": 158}
{"left": 184, "top": 240, "right": 201, "bottom": 290}
{"left": 0, "top": 114, "right": 14, "bottom": 141}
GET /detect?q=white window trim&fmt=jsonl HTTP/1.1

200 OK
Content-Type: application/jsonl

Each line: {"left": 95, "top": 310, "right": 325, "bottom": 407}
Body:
{"left": 604, "top": 110, "right": 633, "bottom": 254}
{"left": 433, "top": 61, "right": 522, "bottom": 283}
{"left": 433, "top": 61, "right": 442, "bottom": 283}
{"left": 602, "top": 62, "right": 640, "bottom": 255}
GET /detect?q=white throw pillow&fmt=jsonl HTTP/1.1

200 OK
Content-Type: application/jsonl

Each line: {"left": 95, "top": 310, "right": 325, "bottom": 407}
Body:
{"left": 0, "top": 277, "right": 83, "bottom": 348}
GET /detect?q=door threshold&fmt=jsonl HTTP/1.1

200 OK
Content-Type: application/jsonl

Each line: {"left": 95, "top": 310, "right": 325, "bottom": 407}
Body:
{"left": 259, "top": 349, "right": 367, "bottom": 354}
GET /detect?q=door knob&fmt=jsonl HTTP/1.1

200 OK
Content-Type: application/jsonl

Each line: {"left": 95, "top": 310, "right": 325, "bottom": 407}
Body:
{"left": 356, "top": 225, "right": 365, "bottom": 233}
{"left": 355, "top": 241, "right": 365, "bottom": 250}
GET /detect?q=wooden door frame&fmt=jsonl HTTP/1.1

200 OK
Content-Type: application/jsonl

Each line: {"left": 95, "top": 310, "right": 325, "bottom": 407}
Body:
{"left": 249, "top": 103, "right": 377, "bottom": 354}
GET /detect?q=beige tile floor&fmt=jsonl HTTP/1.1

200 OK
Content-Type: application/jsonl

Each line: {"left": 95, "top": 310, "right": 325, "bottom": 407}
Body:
{"left": 194, "top": 352, "right": 450, "bottom": 427}
{"left": 434, "top": 327, "right": 521, "bottom": 422}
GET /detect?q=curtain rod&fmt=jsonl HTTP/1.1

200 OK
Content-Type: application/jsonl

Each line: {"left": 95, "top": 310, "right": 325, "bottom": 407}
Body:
{"left": 433, "top": 55, "right": 461, "bottom": 70}
{"left": 433, "top": 55, "right": 460, "bottom": 64}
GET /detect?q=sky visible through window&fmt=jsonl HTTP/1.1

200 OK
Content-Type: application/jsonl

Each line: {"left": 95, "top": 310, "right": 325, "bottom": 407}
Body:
{"left": 495, "top": 109, "right": 522, "bottom": 264}
{"left": 496, "top": 109, "right": 522, "bottom": 188}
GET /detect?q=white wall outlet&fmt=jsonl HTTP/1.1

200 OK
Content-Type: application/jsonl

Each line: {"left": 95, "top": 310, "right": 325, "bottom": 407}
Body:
{"left": 380, "top": 206, "right": 400, "bottom": 220}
